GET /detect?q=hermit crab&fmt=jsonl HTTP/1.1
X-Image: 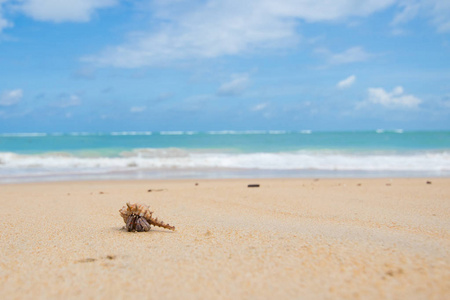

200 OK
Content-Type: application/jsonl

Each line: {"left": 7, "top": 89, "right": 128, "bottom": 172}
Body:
{"left": 119, "top": 202, "right": 175, "bottom": 232}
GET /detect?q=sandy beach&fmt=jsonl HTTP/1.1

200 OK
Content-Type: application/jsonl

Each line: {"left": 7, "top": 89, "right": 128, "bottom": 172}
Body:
{"left": 0, "top": 178, "right": 449, "bottom": 299}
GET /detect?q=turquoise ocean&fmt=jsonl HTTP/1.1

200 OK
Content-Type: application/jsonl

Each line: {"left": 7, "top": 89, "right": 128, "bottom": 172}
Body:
{"left": 0, "top": 130, "right": 449, "bottom": 183}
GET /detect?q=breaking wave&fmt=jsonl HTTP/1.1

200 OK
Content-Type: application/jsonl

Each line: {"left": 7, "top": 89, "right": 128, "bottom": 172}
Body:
{"left": 1, "top": 148, "right": 449, "bottom": 181}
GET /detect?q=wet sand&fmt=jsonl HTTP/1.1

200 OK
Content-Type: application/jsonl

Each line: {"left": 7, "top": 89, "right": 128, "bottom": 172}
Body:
{"left": 0, "top": 178, "right": 449, "bottom": 299}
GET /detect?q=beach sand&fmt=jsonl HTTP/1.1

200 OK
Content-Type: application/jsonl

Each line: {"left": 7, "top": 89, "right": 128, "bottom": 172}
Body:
{"left": 0, "top": 178, "right": 449, "bottom": 299}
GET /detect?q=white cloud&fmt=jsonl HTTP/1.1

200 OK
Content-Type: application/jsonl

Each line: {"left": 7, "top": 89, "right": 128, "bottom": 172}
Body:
{"left": 19, "top": 0, "right": 117, "bottom": 23}
{"left": 392, "top": 2, "right": 420, "bottom": 26}
{"left": 251, "top": 102, "right": 268, "bottom": 111}
{"left": 394, "top": 0, "right": 450, "bottom": 33}
{"left": 264, "top": 0, "right": 396, "bottom": 21}
{"left": 1, "top": 0, "right": 117, "bottom": 33}
{"left": 367, "top": 86, "right": 421, "bottom": 108}
{"left": 0, "top": 89, "right": 23, "bottom": 106}
{"left": 0, "top": 0, "right": 13, "bottom": 33}
{"left": 337, "top": 75, "right": 356, "bottom": 89}
{"left": 2, "top": 0, "right": 449, "bottom": 42}
{"left": 318, "top": 46, "right": 372, "bottom": 65}
{"left": 0, "top": 17, "right": 8, "bottom": 31}
{"left": 85, "top": 0, "right": 396, "bottom": 67}
{"left": 130, "top": 106, "right": 146, "bottom": 113}
{"left": 217, "top": 74, "right": 249, "bottom": 97}
{"left": 427, "top": 0, "right": 450, "bottom": 32}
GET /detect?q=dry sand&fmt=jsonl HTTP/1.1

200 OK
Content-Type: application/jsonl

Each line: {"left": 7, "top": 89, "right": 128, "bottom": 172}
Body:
{"left": 0, "top": 178, "right": 449, "bottom": 299}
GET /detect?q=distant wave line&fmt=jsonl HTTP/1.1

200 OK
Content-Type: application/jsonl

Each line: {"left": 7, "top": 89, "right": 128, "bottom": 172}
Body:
{"left": 2, "top": 129, "right": 444, "bottom": 138}
{"left": 0, "top": 133, "right": 48, "bottom": 137}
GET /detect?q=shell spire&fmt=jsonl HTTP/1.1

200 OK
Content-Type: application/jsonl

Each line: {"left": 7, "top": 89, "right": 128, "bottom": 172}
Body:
{"left": 148, "top": 216, "right": 176, "bottom": 231}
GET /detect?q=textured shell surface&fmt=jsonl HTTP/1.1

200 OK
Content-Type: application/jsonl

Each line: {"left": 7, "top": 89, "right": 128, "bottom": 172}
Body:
{"left": 119, "top": 202, "right": 175, "bottom": 232}
{"left": 119, "top": 203, "right": 153, "bottom": 221}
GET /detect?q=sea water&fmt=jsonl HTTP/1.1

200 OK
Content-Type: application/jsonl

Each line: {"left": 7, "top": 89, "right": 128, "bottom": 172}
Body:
{"left": 0, "top": 130, "right": 449, "bottom": 183}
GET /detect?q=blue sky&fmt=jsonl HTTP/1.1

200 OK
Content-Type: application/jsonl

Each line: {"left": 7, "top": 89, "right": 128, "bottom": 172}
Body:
{"left": 0, "top": 0, "right": 449, "bottom": 133}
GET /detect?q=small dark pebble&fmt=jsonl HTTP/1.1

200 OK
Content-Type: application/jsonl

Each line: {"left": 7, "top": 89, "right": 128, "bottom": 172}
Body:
{"left": 148, "top": 189, "right": 164, "bottom": 192}
{"left": 426, "top": 181, "right": 432, "bottom": 184}
{"left": 357, "top": 183, "right": 361, "bottom": 186}
{"left": 248, "top": 184, "right": 260, "bottom": 188}
{"left": 195, "top": 183, "right": 199, "bottom": 186}
{"left": 99, "top": 192, "right": 104, "bottom": 194}
{"left": 386, "top": 183, "right": 391, "bottom": 186}
{"left": 106, "top": 255, "right": 116, "bottom": 260}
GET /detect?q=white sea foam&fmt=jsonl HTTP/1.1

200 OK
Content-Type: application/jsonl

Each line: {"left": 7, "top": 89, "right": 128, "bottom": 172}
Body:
{"left": 111, "top": 131, "right": 152, "bottom": 136}
{"left": 1, "top": 150, "right": 449, "bottom": 178}
{"left": 241, "top": 130, "right": 267, "bottom": 134}
{"left": 207, "top": 130, "right": 269, "bottom": 135}
{"left": 207, "top": 130, "right": 236, "bottom": 135}
{"left": 160, "top": 131, "right": 185, "bottom": 135}
{"left": 0, "top": 133, "right": 47, "bottom": 137}
{"left": 69, "top": 132, "right": 93, "bottom": 136}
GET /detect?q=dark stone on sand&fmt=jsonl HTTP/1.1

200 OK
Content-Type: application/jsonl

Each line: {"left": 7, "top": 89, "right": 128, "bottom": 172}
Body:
{"left": 248, "top": 184, "right": 260, "bottom": 188}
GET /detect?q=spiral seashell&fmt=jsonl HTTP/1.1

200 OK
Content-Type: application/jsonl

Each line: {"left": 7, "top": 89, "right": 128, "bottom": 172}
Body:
{"left": 119, "top": 202, "right": 175, "bottom": 232}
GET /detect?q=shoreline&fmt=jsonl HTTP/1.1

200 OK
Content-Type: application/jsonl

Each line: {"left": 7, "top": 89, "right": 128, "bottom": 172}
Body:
{"left": 1, "top": 178, "right": 449, "bottom": 299}
{"left": 2, "top": 168, "right": 450, "bottom": 184}
{"left": 2, "top": 175, "right": 450, "bottom": 185}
